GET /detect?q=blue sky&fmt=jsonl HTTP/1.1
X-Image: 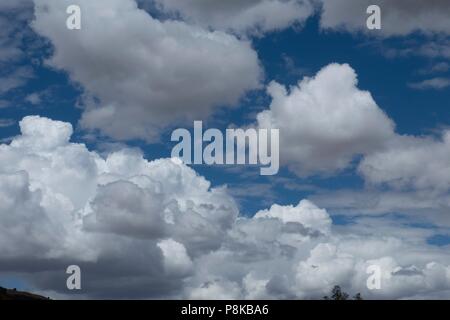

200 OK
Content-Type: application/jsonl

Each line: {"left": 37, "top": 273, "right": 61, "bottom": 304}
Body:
{"left": 2, "top": 0, "right": 450, "bottom": 299}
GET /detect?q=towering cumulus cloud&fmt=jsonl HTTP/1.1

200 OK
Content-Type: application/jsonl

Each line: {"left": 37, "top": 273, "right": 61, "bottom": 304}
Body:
{"left": 1, "top": 116, "right": 450, "bottom": 299}
{"left": 0, "top": 116, "right": 238, "bottom": 297}
{"left": 32, "top": 0, "right": 262, "bottom": 141}
{"left": 256, "top": 63, "right": 395, "bottom": 176}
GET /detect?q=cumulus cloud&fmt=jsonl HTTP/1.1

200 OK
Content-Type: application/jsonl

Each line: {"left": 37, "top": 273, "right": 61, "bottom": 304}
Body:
{"left": 254, "top": 199, "right": 331, "bottom": 234}
{"left": 187, "top": 206, "right": 450, "bottom": 300}
{"left": 157, "top": 239, "right": 193, "bottom": 276}
{"left": 32, "top": 0, "right": 262, "bottom": 141}
{"left": 319, "top": 0, "right": 450, "bottom": 36}
{"left": 305, "top": 128, "right": 450, "bottom": 226}
{"left": 359, "top": 133, "right": 450, "bottom": 192}
{"left": 256, "top": 63, "right": 450, "bottom": 217}
{"left": 2, "top": 0, "right": 449, "bottom": 299}
{"left": 0, "top": 115, "right": 238, "bottom": 297}
{"left": 25, "top": 92, "right": 42, "bottom": 105}
{"left": 256, "top": 63, "right": 395, "bottom": 176}
{"left": 253, "top": 62, "right": 450, "bottom": 199}
{"left": 152, "top": 0, "right": 314, "bottom": 36}
{"left": 2, "top": 116, "right": 450, "bottom": 299}
{"left": 0, "top": 171, "right": 64, "bottom": 260}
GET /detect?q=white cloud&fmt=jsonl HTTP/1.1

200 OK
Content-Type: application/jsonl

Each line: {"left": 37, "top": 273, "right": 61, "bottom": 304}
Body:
{"left": 426, "top": 62, "right": 450, "bottom": 74}
{"left": 0, "top": 66, "right": 34, "bottom": 95}
{"left": 0, "top": 171, "right": 64, "bottom": 260}
{"left": 0, "top": 119, "right": 15, "bottom": 128}
{"left": 25, "top": 92, "right": 42, "bottom": 105}
{"left": 188, "top": 204, "right": 450, "bottom": 300}
{"left": 359, "top": 133, "right": 450, "bottom": 192}
{"left": 151, "top": 0, "right": 450, "bottom": 38}
{"left": 319, "top": 0, "right": 450, "bottom": 36}
{"left": 13, "top": 116, "right": 73, "bottom": 150}
{"left": 1, "top": 116, "right": 450, "bottom": 299}
{"left": 305, "top": 129, "right": 450, "bottom": 224}
{"left": 32, "top": 0, "right": 262, "bottom": 141}
{"left": 256, "top": 63, "right": 395, "bottom": 176}
{"left": 188, "top": 279, "right": 242, "bottom": 300}
{"left": 157, "top": 239, "right": 193, "bottom": 276}
{"left": 310, "top": 189, "right": 450, "bottom": 220}
{"left": 295, "top": 243, "right": 355, "bottom": 293}
{"left": 254, "top": 199, "right": 332, "bottom": 234}
{"left": 0, "top": 115, "right": 238, "bottom": 297}
{"left": 377, "top": 39, "right": 450, "bottom": 61}
{"left": 418, "top": 39, "right": 450, "bottom": 59}
{"left": 409, "top": 78, "right": 450, "bottom": 90}
{"left": 152, "top": 0, "right": 314, "bottom": 36}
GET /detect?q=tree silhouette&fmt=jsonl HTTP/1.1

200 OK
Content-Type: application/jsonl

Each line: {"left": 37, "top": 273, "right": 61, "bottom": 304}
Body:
{"left": 323, "top": 286, "right": 363, "bottom": 300}
{"left": 331, "top": 285, "right": 349, "bottom": 300}
{"left": 353, "top": 293, "right": 363, "bottom": 300}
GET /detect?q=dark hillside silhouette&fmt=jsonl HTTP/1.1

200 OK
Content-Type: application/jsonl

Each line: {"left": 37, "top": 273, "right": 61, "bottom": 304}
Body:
{"left": 0, "top": 286, "right": 49, "bottom": 300}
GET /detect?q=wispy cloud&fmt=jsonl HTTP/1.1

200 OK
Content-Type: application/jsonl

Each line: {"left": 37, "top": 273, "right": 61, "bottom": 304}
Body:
{"left": 409, "top": 77, "right": 450, "bottom": 90}
{"left": 0, "top": 119, "right": 15, "bottom": 128}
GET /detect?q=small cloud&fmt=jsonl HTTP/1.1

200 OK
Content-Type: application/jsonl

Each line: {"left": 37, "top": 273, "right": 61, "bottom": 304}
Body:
{"left": 409, "top": 77, "right": 450, "bottom": 90}
{"left": 0, "top": 100, "right": 9, "bottom": 109}
{"left": 0, "top": 65, "right": 34, "bottom": 94}
{"left": 0, "top": 119, "right": 15, "bottom": 128}
{"left": 430, "top": 62, "right": 450, "bottom": 73}
{"left": 418, "top": 62, "right": 450, "bottom": 75}
{"left": 281, "top": 53, "right": 307, "bottom": 77}
{"left": 392, "top": 265, "right": 423, "bottom": 277}
{"left": 25, "top": 92, "right": 42, "bottom": 105}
